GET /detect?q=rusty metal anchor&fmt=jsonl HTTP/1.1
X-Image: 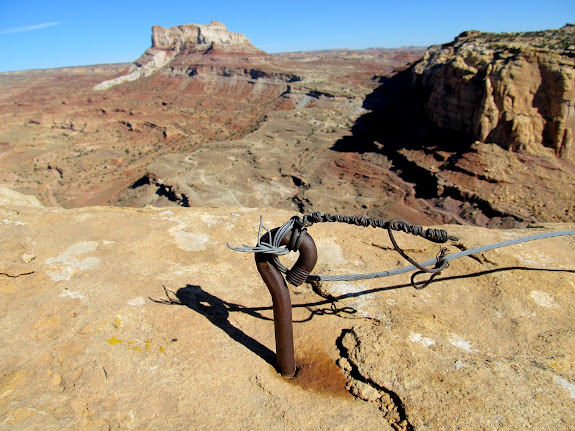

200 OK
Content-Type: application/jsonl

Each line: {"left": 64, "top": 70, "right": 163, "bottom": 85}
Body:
{"left": 255, "top": 227, "right": 317, "bottom": 377}
{"left": 233, "top": 211, "right": 462, "bottom": 375}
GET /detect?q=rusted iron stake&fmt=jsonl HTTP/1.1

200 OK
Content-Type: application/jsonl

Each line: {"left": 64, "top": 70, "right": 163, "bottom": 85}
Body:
{"left": 255, "top": 228, "right": 317, "bottom": 377}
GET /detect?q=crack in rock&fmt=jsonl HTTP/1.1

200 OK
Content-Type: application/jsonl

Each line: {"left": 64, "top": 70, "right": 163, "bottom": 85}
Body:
{"left": 336, "top": 328, "right": 413, "bottom": 431}
{"left": 0, "top": 271, "right": 35, "bottom": 278}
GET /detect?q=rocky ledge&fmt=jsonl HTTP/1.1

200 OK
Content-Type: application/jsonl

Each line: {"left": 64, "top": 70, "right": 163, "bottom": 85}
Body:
{"left": 1, "top": 188, "right": 574, "bottom": 430}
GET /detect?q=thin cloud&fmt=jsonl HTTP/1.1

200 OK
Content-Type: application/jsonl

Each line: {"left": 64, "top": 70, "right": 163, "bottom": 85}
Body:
{"left": 0, "top": 21, "right": 62, "bottom": 35}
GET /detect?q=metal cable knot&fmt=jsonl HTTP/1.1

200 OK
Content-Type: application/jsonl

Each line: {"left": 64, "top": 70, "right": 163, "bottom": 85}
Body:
{"left": 389, "top": 218, "right": 456, "bottom": 244}
{"left": 424, "top": 227, "right": 447, "bottom": 242}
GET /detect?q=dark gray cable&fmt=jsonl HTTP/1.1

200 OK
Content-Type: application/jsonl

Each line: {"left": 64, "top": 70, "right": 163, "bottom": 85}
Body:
{"left": 228, "top": 214, "right": 574, "bottom": 283}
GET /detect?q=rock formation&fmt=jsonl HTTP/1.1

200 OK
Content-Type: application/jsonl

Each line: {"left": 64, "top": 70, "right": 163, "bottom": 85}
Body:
{"left": 412, "top": 25, "right": 575, "bottom": 160}
{"left": 94, "top": 21, "right": 267, "bottom": 90}
{"left": 334, "top": 25, "right": 575, "bottom": 227}
{"left": 1, "top": 188, "right": 574, "bottom": 430}
{"left": 2, "top": 22, "right": 572, "bottom": 229}
{"left": 151, "top": 21, "right": 265, "bottom": 54}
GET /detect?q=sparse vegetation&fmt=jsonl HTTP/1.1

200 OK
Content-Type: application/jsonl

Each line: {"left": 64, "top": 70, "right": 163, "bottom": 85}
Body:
{"left": 469, "top": 25, "right": 574, "bottom": 56}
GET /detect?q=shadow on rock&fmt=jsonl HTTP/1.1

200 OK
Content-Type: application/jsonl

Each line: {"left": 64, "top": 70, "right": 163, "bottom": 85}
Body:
{"left": 330, "top": 67, "right": 474, "bottom": 204}
{"left": 147, "top": 266, "right": 574, "bottom": 372}
{"left": 333, "top": 67, "right": 473, "bottom": 155}
{"left": 151, "top": 284, "right": 276, "bottom": 368}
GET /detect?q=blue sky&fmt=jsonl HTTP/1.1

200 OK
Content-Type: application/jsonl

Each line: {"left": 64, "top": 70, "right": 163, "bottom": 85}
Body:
{"left": 1, "top": 0, "right": 573, "bottom": 72}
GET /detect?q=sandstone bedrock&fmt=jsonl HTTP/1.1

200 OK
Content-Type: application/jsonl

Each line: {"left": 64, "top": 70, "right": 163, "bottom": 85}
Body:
{"left": 1, "top": 188, "right": 574, "bottom": 430}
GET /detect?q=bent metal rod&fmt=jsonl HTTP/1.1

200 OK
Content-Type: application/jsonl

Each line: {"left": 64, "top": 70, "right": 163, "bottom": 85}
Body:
{"left": 229, "top": 212, "right": 575, "bottom": 377}
{"left": 254, "top": 227, "right": 317, "bottom": 377}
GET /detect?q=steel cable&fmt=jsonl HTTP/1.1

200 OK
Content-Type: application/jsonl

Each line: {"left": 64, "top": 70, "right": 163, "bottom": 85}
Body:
{"left": 228, "top": 213, "right": 574, "bottom": 286}
{"left": 306, "top": 229, "right": 575, "bottom": 282}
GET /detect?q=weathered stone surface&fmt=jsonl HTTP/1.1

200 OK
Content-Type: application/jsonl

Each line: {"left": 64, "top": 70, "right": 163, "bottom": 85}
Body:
{"left": 334, "top": 223, "right": 575, "bottom": 430}
{"left": 151, "top": 21, "right": 264, "bottom": 54}
{"left": 93, "top": 48, "right": 176, "bottom": 90}
{"left": 412, "top": 25, "right": 575, "bottom": 160}
{"left": 0, "top": 195, "right": 390, "bottom": 430}
{"left": 1, "top": 189, "right": 574, "bottom": 429}
{"left": 0, "top": 187, "right": 43, "bottom": 208}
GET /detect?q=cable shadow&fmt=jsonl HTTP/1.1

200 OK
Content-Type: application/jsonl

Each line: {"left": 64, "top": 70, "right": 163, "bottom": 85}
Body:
{"left": 150, "top": 284, "right": 276, "bottom": 368}
{"left": 325, "top": 266, "right": 575, "bottom": 302}
{"left": 150, "top": 266, "right": 574, "bottom": 334}
{"left": 228, "top": 266, "right": 575, "bottom": 315}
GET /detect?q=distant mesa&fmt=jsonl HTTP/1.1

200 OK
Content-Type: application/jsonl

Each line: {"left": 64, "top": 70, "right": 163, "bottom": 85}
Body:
{"left": 94, "top": 21, "right": 266, "bottom": 90}
{"left": 151, "top": 20, "right": 265, "bottom": 54}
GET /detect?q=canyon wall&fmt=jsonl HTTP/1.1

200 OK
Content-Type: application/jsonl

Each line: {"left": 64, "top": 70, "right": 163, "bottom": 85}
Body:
{"left": 331, "top": 25, "right": 575, "bottom": 227}
{"left": 412, "top": 25, "right": 575, "bottom": 160}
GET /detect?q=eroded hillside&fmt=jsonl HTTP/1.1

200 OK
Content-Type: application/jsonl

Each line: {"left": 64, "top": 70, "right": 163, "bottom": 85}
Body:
{"left": 0, "top": 21, "right": 425, "bottom": 212}
{"left": 0, "top": 22, "right": 573, "bottom": 227}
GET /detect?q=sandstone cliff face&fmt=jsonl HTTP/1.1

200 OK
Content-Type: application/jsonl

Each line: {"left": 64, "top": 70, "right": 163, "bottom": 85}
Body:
{"left": 151, "top": 21, "right": 265, "bottom": 54}
{"left": 331, "top": 26, "right": 575, "bottom": 227}
{"left": 412, "top": 25, "right": 575, "bottom": 160}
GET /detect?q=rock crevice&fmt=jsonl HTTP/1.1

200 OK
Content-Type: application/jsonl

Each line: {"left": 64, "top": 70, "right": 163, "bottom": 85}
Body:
{"left": 337, "top": 329, "right": 413, "bottom": 430}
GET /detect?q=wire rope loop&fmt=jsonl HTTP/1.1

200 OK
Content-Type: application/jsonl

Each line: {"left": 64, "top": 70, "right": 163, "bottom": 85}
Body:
{"left": 387, "top": 218, "right": 448, "bottom": 276}
{"left": 411, "top": 271, "right": 440, "bottom": 289}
